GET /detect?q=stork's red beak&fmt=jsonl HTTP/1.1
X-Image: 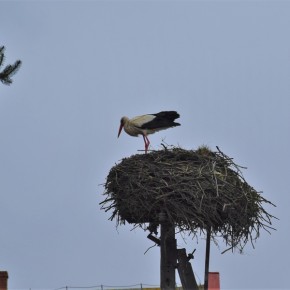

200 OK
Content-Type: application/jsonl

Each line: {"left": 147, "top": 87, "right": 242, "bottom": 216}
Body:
{"left": 118, "top": 124, "right": 123, "bottom": 138}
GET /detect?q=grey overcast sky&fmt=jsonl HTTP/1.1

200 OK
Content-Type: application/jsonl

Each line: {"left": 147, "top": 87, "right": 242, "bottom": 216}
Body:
{"left": 0, "top": 1, "right": 289, "bottom": 289}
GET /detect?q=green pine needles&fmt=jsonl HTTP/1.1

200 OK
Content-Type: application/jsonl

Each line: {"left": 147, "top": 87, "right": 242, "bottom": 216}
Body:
{"left": 0, "top": 46, "right": 22, "bottom": 85}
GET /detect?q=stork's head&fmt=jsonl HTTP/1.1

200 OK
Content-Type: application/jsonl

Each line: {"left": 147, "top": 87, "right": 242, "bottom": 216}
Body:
{"left": 118, "top": 116, "right": 127, "bottom": 137}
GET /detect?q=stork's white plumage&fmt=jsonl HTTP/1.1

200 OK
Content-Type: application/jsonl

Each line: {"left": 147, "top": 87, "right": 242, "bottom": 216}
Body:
{"left": 118, "top": 111, "right": 180, "bottom": 153}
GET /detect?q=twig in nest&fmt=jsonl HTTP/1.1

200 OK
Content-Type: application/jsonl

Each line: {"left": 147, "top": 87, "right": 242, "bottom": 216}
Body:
{"left": 144, "top": 243, "right": 157, "bottom": 255}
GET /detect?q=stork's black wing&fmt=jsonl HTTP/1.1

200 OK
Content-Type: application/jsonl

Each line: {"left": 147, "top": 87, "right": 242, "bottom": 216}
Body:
{"left": 141, "top": 111, "right": 180, "bottom": 129}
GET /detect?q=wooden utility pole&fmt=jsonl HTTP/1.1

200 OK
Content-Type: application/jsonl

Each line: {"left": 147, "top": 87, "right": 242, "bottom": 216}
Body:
{"left": 160, "top": 218, "right": 176, "bottom": 290}
{"left": 204, "top": 228, "right": 211, "bottom": 290}
{"left": 177, "top": 248, "right": 199, "bottom": 290}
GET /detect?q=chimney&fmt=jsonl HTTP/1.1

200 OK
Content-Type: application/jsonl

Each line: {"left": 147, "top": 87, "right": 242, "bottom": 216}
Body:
{"left": 208, "top": 272, "right": 220, "bottom": 290}
{"left": 0, "top": 271, "right": 8, "bottom": 290}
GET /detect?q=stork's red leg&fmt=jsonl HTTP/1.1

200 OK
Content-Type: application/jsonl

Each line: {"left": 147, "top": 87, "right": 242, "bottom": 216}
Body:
{"left": 145, "top": 136, "right": 150, "bottom": 148}
{"left": 145, "top": 135, "right": 150, "bottom": 153}
{"left": 143, "top": 135, "right": 147, "bottom": 153}
{"left": 143, "top": 135, "right": 150, "bottom": 153}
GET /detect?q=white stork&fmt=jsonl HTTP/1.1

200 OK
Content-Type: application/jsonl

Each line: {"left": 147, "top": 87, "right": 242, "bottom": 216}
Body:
{"left": 117, "top": 111, "right": 180, "bottom": 153}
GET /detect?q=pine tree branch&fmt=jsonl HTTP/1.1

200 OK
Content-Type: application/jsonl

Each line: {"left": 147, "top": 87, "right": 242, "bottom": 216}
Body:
{"left": 0, "top": 45, "right": 22, "bottom": 86}
{"left": 0, "top": 46, "right": 5, "bottom": 68}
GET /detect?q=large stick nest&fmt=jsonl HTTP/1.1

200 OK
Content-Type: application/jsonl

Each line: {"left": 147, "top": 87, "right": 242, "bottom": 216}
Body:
{"left": 101, "top": 146, "right": 276, "bottom": 252}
